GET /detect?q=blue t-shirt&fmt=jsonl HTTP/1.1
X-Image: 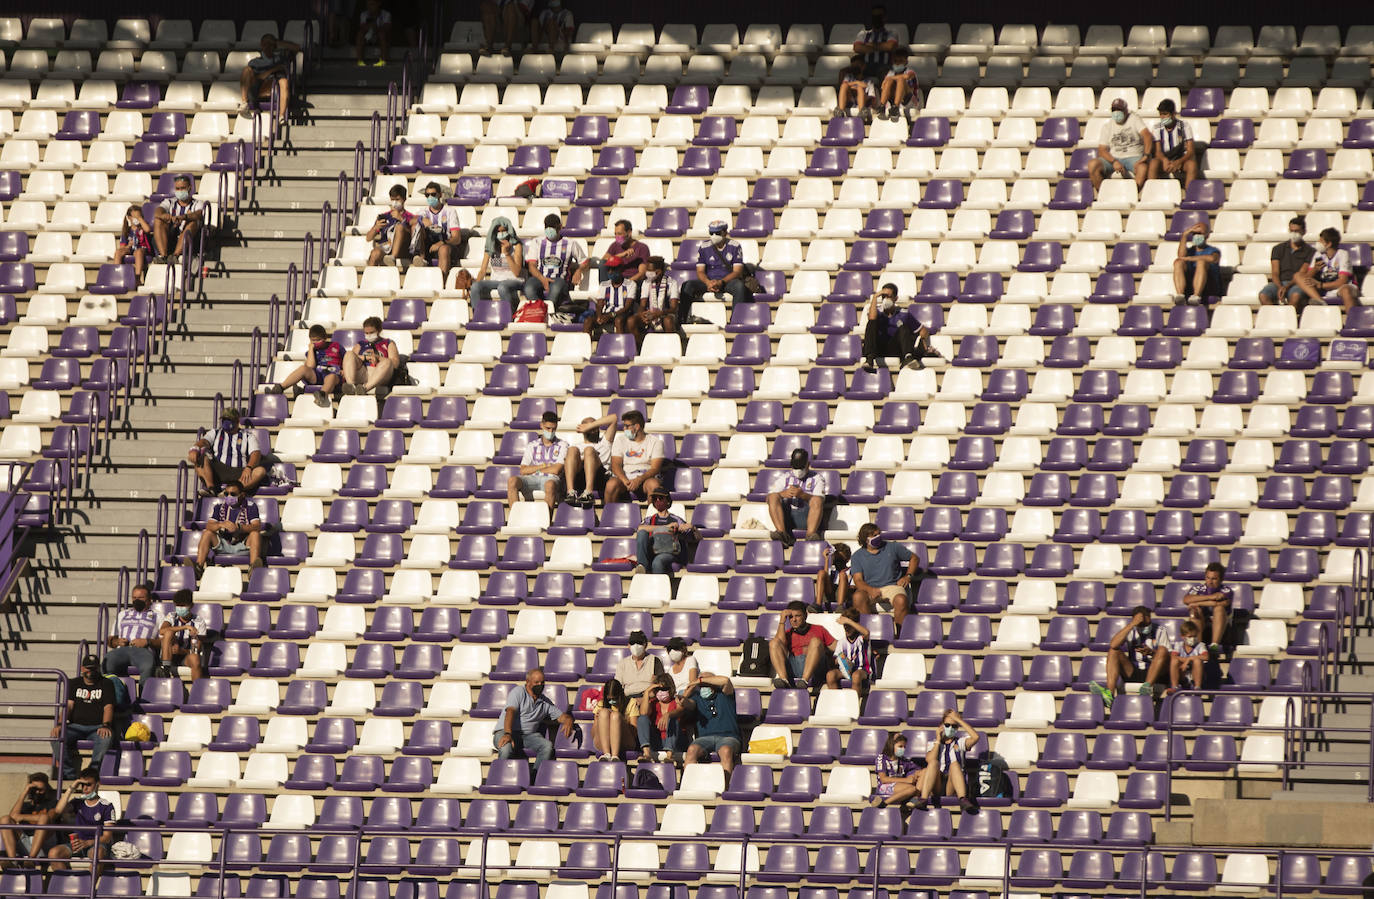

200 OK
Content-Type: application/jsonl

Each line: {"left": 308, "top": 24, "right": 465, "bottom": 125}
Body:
{"left": 849, "top": 542, "right": 913, "bottom": 589}
{"left": 495, "top": 686, "right": 564, "bottom": 738}
{"left": 882, "top": 308, "right": 918, "bottom": 338}
{"left": 696, "top": 240, "right": 744, "bottom": 281}
{"left": 692, "top": 689, "right": 739, "bottom": 739}
{"left": 1186, "top": 243, "right": 1220, "bottom": 262}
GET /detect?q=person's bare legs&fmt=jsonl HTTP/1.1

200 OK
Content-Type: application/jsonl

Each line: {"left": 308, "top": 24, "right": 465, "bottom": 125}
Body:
{"left": 479, "top": 0, "right": 500, "bottom": 50}
{"left": 804, "top": 494, "right": 825, "bottom": 539}
{"left": 765, "top": 493, "right": 788, "bottom": 534}
{"left": 1133, "top": 158, "right": 1150, "bottom": 189}
{"left": 1103, "top": 649, "right": 1130, "bottom": 695}
{"left": 717, "top": 742, "right": 736, "bottom": 779}
{"left": 542, "top": 477, "right": 563, "bottom": 511}
{"left": 361, "top": 358, "right": 395, "bottom": 392}
{"left": 944, "top": 763, "right": 969, "bottom": 799}
{"left": 153, "top": 219, "right": 173, "bottom": 258}
{"left": 239, "top": 66, "right": 258, "bottom": 106}
{"left": 189, "top": 451, "right": 218, "bottom": 492}
{"left": 196, "top": 529, "right": 218, "bottom": 566}
{"left": 1181, "top": 157, "right": 1199, "bottom": 188}
{"left": 768, "top": 635, "right": 790, "bottom": 683}
{"left": 500, "top": 4, "right": 521, "bottom": 52}
{"left": 1211, "top": 605, "right": 1228, "bottom": 645}
{"left": 800, "top": 635, "right": 827, "bottom": 683}
{"left": 342, "top": 353, "right": 366, "bottom": 390}
{"left": 1191, "top": 260, "right": 1211, "bottom": 297}
{"left": 604, "top": 478, "right": 627, "bottom": 505}
{"left": 172, "top": 221, "right": 200, "bottom": 259}
{"left": 1089, "top": 158, "right": 1107, "bottom": 192}
{"left": 1144, "top": 650, "right": 1169, "bottom": 691}
{"left": 436, "top": 243, "right": 453, "bottom": 282}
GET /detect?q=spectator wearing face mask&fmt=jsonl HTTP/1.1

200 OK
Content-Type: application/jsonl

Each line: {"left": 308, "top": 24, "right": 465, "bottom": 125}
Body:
{"left": 876, "top": 48, "right": 919, "bottom": 122}
{"left": 870, "top": 731, "right": 919, "bottom": 809}
{"left": 565, "top": 413, "right": 619, "bottom": 508}
{"left": 507, "top": 411, "right": 569, "bottom": 510}
{"left": 102, "top": 582, "right": 160, "bottom": 684}
{"left": 494, "top": 667, "right": 575, "bottom": 775}
{"left": 912, "top": 709, "right": 979, "bottom": 814}
{"left": 816, "top": 543, "right": 852, "bottom": 612}
{"left": 414, "top": 182, "right": 476, "bottom": 283}
{"left": 193, "top": 482, "right": 264, "bottom": 578}
{"left": 849, "top": 524, "right": 919, "bottom": 626}
{"left": 472, "top": 215, "right": 524, "bottom": 312}
{"left": 769, "top": 600, "right": 837, "bottom": 691}
{"left": 1295, "top": 226, "right": 1362, "bottom": 315}
{"left": 1090, "top": 605, "right": 1172, "bottom": 708}
{"left": 525, "top": 213, "right": 590, "bottom": 313}
{"left": 530, "top": 0, "right": 574, "bottom": 51}
{"left": 682, "top": 673, "right": 740, "bottom": 777}
{"left": 862, "top": 282, "right": 936, "bottom": 373}
{"left": 661, "top": 637, "right": 699, "bottom": 695}
{"left": 767, "top": 448, "right": 830, "bottom": 546}
{"left": 1091, "top": 98, "right": 1153, "bottom": 192}
{"left": 187, "top": 407, "right": 266, "bottom": 497}
{"left": 1173, "top": 221, "right": 1222, "bottom": 307}
{"left": 152, "top": 175, "right": 204, "bottom": 264}
{"left": 1169, "top": 620, "right": 1210, "bottom": 695}
{"left": 606, "top": 410, "right": 664, "bottom": 503}
{"left": 264, "top": 324, "right": 344, "bottom": 407}
{"left": 680, "top": 222, "right": 750, "bottom": 322}
{"left": 158, "top": 589, "right": 209, "bottom": 680}
{"left": 826, "top": 607, "right": 871, "bottom": 694}
{"left": 584, "top": 269, "right": 635, "bottom": 338}
{"left": 596, "top": 631, "right": 664, "bottom": 761}
{"left": 597, "top": 219, "right": 649, "bottom": 285}
{"left": 50, "top": 658, "right": 116, "bottom": 780}
{"left": 46, "top": 767, "right": 115, "bottom": 871}
{"left": 628, "top": 256, "right": 681, "bottom": 346}
{"left": 1260, "top": 216, "right": 1316, "bottom": 310}
{"left": 635, "top": 674, "right": 683, "bottom": 761}
{"left": 117, "top": 204, "right": 155, "bottom": 282}
{"left": 0, "top": 771, "right": 57, "bottom": 860}
{"left": 635, "top": 487, "right": 698, "bottom": 575}
{"left": 343, "top": 316, "right": 400, "bottom": 396}
{"left": 1149, "top": 98, "right": 1199, "bottom": 188}
{"left": 366, "top": 184, "right": 414, "bottom": 267}
{"left": 834, "top": 54, "right": 877, "bottom": 122}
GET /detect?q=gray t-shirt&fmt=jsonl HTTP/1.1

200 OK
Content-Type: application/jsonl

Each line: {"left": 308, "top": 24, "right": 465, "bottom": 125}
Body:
{"left": 1271, "top": 241, "right": 1316, "bottom": 284}
{"left": 494, "top": 686, "right": 564, "bottom": 737}
{"left": 1100, "top": 113, "right": 1148, "bottom": 159}
{"left": 849, "top": 542, "right": 913, "bottom": 589}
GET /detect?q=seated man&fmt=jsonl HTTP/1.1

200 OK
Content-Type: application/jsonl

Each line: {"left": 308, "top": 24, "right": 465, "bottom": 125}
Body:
{"left": 366, "top": 184, "right": 413, "bottom": 266}
{"left": 862, "top": 283, "right": 937, "bottom": 373}
{"left": 1173, "top": 221, "right": 1222, "bottom": 306}
{"left": 507, "top": 411, "right": 569, "bottom": 510}
{"left": 342, "top": 316, "right": 400, "bottom": 395}
{"left": 681, "top": 672, "right": 740, "bottom": 778}
{"left": 1296, "top": 226, "right": 1362, "bottom": 315}
{"left": 493, "top": 667, "right": 575, "bottom": 775}
{"left": 530, "top": 0, "right": 574, "bottom": 52}
{"left": 769, "top": 600, "right": 837, "bottom": 690}
{"left": 835, "top": 54, "right": 877, "bottom": 122}
{"left": 194, "top": 482, "right": 265, "bottom": 577}
{"left": 1184, "top": 561, "right": 1234, "bottom": 654}
{"left": 565, "top": 414, "right": 619, "bottom": 508}
{"left": 265, "top": 324, "right": 343, "bottom": 407}
{"left": 187, "top": 407, "right": 266, "bottom": 497}
{"left": 1169, "top": 619, "right": 1210, "bottom": 695}
{"left": 239, "top": 33, "right": 300, "bottom": 119}
{"left": 152, "top": 175, "right": 205, "bottom": 265}
{"left": 767, "top": 448, "right": 830, "bottom": 546}
{"left": 1090, "top": 606, "right": 1171, "bottom": 707}
{"left": 157, "top": 589, "right": 209, "bottom": 681}
{"left": 1149, "top": 98, "right": 1199, "bottom": 188}
{"left": 45, "top": 768, "right": 115, "bottom": 872}
{"left": 49, "top": 656, "right": 115, "bottom": 781}
{"left": 1090, "top": 98, "right": 1153, "bottom": 192}
{"left": 0, "top": 772, "right": 57, "bottom": 861}
{"left": 1259, "top": 216, "right": 1316, "bottom": 311}
{"left": 605, "top": 410, "right": 664, "bottom": 504}
{"left": 876, "top": 48, "right": 919, "bottom": 122}
{"left": 479, "top": 0, "right": 535, "bottom": 55}
{"left": 596, "top": 219, "right": 649, "bottom": 286}
{"left": 524, "top": 213, "right": 590, "bottom": 312}
{"left": 102, "top": 581, "right": 160, "bottom": 684}
{"left": 354, "top": 0, "right": 392, "bottom": 66}
{"left": 412, "top": 183, "right": 476, "bottom": 283}
{"left": 848, "top": 524, "right": 919, "bottom": 627}
{"left": 627, "top": 256, "right": 681, "bottom": 347}
{"left": 679, "top": 221, "right": 750, "bottom": 322}
{"left": 584, "top": 270, "right": 635, "bottom": 338}
{"left": 635, "top": 487, "right": 698, "bottom": 575}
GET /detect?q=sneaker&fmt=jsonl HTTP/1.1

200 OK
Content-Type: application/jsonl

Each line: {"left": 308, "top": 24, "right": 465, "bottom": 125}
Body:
{"left": 1137, "top": 683, "right": 1154, "bottom": 696}
{"left": 769, "top": 529, "right": 787, "bottom": 544}
{"left": 372, "top": 58, "right": 386, "bottom": 67}
{"left": 909, "top": 796, "right": 928, "bottom": 811}
{"left": 861, "top": 107, "right": 873, "bottom": 124}
{"left": 804, "top": 532, "right": 823, "bottom": 543}
{"left": 356, "top": 59, "right": 368, "bottom": 67}
{"left": 1173, "top": 294, "right": 1187, "bottom": 306}
{"left": 250, "top": 558, "right": 265, "bottom": 569}
{"left": 191, "top": 562, "right": 205, "bottom": 579}
{"left": 382, "top": 254, "right": 395, "bottom": 267}
{"left": 1088, "top": 681, "right": 1115, "bottom": 708}
{"left": 831, "top": 106, "right": 844, "bottom": 118}
{"left": 958, "top": 797, "right": 977, "bottom": 814}
{"left": 563, "top": 492, "right": 582, "bottom": 506}
{"left": 778, "top": 529, "right": 797, "bottom": 548}
{"left": 313, "top": 391, "right": 331, "bottom": 408}
{"left": 290, "top": 384, "right": 306, "bottom": 400}
{"left": 862, "top": 359, "right": 878, "bottom": 374}
{"left": 1208, "top": 643, "right": 1222, "bottom": 656}
{"left": 411, "top": 255, "right": 427, "bottom": 267}
{"left": 238, "top": 103, "right": 254, "bottom": 116}
{"left": 578, "top": 493, "right": 596, "bottom": 509}
{"left": 1187, "top": 294, "right": 1203, "bottom": 306}
{"left": 902, "top": 355, "right": 925, "bottom": 371}
{"left": 771, "top": 677, "right": 789, "bottom": 689}
{"left": 1164, "top": 686, "right": 1179, "bottom": 696}
{"left": 262, "top": 384, "right": 283, "bottom": 394}
{"left": 632, "top": 564, "right": 645, "bottom": 574}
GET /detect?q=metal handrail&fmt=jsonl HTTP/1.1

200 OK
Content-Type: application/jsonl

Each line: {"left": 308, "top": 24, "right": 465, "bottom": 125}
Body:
{"left": 0, "top": 668, "right": 70, "bottom": 791}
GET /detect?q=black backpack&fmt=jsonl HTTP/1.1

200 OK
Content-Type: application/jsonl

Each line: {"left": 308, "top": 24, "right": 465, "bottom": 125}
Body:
{"left": 631, "top": 766, "right": 664, "bottom": 792}
{"left": 738, "top": 637, "right": 771, "bottom": 677}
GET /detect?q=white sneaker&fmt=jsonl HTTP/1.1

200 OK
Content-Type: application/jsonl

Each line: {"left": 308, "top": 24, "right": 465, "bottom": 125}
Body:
{"left": 1187, "top": 295, "right": 1203, "bottom": 306}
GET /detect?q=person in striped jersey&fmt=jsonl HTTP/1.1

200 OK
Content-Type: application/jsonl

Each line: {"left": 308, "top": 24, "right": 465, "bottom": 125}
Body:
{"left": 101, "top": 582, "right": 159, "bottom": 684}
{"left": 583, "top": 270, "right": 635, "bottom": 338}
{"left": 187, "top": 407, "right": 267, "bottom": 496}
{"left": 627, "top": 255, "right": 680, "bottom": 347}
{"left": 1147, "top": 98, "right": 1199, "bottom": 188}
{"left": 507, "top": 411, "right": 570, "bottom": 510}
{"left": 523, "top": 213, "right": 589, "bottom": 313}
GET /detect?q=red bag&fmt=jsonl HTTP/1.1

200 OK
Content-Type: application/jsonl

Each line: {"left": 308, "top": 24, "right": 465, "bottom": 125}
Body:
{"left": 514, "top": 299, "right": 547, "bottom": 323}
{"left": 577, "top": 687, "right": 603, "bottom": 713}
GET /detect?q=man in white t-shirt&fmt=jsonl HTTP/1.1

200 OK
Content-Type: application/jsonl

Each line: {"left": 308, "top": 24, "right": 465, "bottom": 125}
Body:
{"left": 507, "top": 411, "right": 570, "bottom": 510}
{"left": 1090, "top": 98, "right": 1154, "bottom": 192}
{"left": 606, "top": 410, "right": 665, "bottom": 504}
{"left": 1295, "top": 226, "right": 1362, "bottom": 315}
{"left": 565, "top": 413, "right": 619, "bottom": 508}
{"left": 354, "top": 0, "right": 392, "bottom": 66}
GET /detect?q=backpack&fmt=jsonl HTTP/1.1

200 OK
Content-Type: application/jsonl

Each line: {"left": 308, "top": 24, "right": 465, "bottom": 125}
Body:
{"left": 631, "top": 766, "right": 664, "bottom": 793}
{"left": 514, "top": 299, "right": 548, "bottom": 323}
{"left": 738, "top": 637, "right": 771, "bottom": 678}
{"left": 968, "top": 756, "right": 1011, "bottom": 799}
{"left": 108, "top": 675, "right": 131, "bottom": 709}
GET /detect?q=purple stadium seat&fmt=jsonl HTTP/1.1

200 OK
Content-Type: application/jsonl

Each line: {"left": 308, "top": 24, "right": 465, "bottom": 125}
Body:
{"left": 918, "top": 179, "right": 963, "bottom": 209}
{"left": 1284, "top": 149, "right": 1327, "bottom": 179}
{"left": 907, "top": 117, "right": 950, "bottom": 147}
{"left": 693, "top": 116, "right": 737, "bottom": 147}
{"left": 1209, "top": 118, "right": 1254, "bottom": 148}
{"left": 1048, "top": 179, "right": 1092, "bottom": 209}
{"left": 1036, "top": 116, "right": 1080, "bottom": 147}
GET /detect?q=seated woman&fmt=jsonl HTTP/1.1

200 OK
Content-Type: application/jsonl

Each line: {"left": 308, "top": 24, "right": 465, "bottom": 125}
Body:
{"left": 871, "top": 731, "right": 921, "bottom": 808}
{"left": 471, "top": 216, "right": 525, "bottom": 310}
{"left": 912, "top": 708, "right": 979, "bottom": 814}
{"left": 635, "top": 673, "right": 685, "bottom": 761}
{"left": 591, "top": 679, "right": 634, "bottom": 762}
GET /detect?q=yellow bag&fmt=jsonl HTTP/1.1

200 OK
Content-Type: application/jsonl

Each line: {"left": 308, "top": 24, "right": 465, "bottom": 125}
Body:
{"left": 124, "top": 722, "right": 152, "bottom": 742}
{"left": 748, "top": 736, "right": 788, "bottom": 756}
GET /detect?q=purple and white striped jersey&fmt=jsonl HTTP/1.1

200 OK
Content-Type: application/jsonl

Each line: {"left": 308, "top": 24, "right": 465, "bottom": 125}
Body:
{"left": 600, "top": 283, "right": 634, "bottom": 315}
{"left": 204, "top": 427, "right": 261, "bottom": 468}
{"left": 114, "top": 608, "right": 160, "bottom": 643}
{"left": 637, "top": 275, "right": 678, "bottom": 312}
{"left": 520, "top": 437, "right": 569, "bottom": 468}
{"left": 526, "top": 236, "right": 587, "bottom": 280}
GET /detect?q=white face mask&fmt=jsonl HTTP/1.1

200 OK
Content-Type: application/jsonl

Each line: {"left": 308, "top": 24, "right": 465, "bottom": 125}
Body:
{"left": 1185, "top": 636, "right": 1197, "bottom": 647}
{"left": 1290, "top": 232, "right": 1304, "bottom": 245}
{"left": 880, "top": 297, "right": 895, "bottom": 314}
{"left": 629, "top": 643, "right": 646, "bottom": 658}
{"left": 1112, "top": 110, "right": 1126, "bottom": 124}
{"left": 711, "top": 234, "right": 726, "bottom": 247}
{"left": 668, "top": 649, "right": 684, "bottom": 662}
{"left": 647, "top": 271, "right": 660, "bottom": 282}
{"left": 390, "top": 199, "right": 404, "bottom": 210}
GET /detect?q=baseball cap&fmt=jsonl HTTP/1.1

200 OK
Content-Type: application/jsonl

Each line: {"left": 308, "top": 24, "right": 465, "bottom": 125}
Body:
{"left": 81, "top": 654, "right": 100, "bottom": 670}
{"left": 540, "top": 411, "right": 559, "bottom": 425}
{"left": 707, "top": 220, "right": 728, "bottom": 235}
{"left": 1110, "top": 98, "right": 1127, "bottom": 112}
{"left": 649, "top": 485, "right": 671, "bottom": 498}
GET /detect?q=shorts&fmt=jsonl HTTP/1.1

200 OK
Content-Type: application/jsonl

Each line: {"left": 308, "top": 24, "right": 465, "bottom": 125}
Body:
{"left": 1259, "top": 282, "right": 1306, "bottom": 304}
{"left": 876, "top": 584, "right": 907, "bottom": 604}
{"left": 1104, "top": 155, "right": 1141, "bottom": 173}
{"left": 515, "top": 473, "right": 559, "bottom": 500}
{"left": 841, "top": 78, "right": 876, "bottom": 99}
{"left": 786, "top": 649, "right": 833, "bottom": 684}
{"left": 1182, "top": 262, "right": 1222, "bottom": 297}
{"left": 216, "top": 533, "right": 250, "bottom": 555}
{"left": 314, "top": 364, "right": 341, "bottom": 379}
{"left": 691, "top": 734, "right": 742, "bottom": 756}
{"left": 209, "top": 458, "right": 245, "bottom": 485}
{"left": 780, "top": 505, "right": 810, "bottom": 531}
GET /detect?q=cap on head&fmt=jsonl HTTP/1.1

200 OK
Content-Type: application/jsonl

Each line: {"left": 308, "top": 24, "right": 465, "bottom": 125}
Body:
{"left": 1156, "top": 98, "right": 1177, "bottom": 113}
{"left": 649, "top": 486, "right": 671, "bottom": 500}
{"left": 540, "top": 411, "right": 559, "bottom": 426}
{"left": 81, "top": 654, "right": 100, "bottom": 670}
{"left": 708, "top": 221, "right": 728, "bottom": 235}
{"left": 1110, "top": 98, "right": 1127, "bottom": 112}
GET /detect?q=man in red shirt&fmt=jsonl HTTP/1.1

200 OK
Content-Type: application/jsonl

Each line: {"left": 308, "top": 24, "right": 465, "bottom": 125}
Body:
{"left": 768, "top": 601, "right": 837, "bottom": 691}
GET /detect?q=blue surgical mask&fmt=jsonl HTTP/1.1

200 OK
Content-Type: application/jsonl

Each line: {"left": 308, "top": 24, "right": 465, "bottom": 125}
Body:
{"left": 1190, "top": 234, "right": 1205, "bottom": 248}
{"left": 176, "top": 606, "right": 192, "bottom": 619}
{"left": 698, "top": 686, "right": 714, "bottom": 700}
{"left": 427, "top": 196, "right": 442, "bottom": 209}
{"left": 1112, "top": 110, "right": 1126, "bottom": 125}
{"left": 174, "top": 189, "right": 190, "bottom": 202}
{"left": 1162, "top": 117, "right": 1176, "bottom": 129}
{"left": 545, "top": 227, "right": 558, "bottom": 240}
{"left": 942, "top": 725, "right": 957, "bottom": 739}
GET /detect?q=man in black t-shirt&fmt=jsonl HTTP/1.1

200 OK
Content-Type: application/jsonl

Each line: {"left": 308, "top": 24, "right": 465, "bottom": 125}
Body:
{"left": 49, "top": 656, "right": 116, "bottom": 780}
{"left": 0, "top": 772, "right": 57, "bottom": 859}
{"left": 1259, "top": 216, "right": 1317, "bottom": 311}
